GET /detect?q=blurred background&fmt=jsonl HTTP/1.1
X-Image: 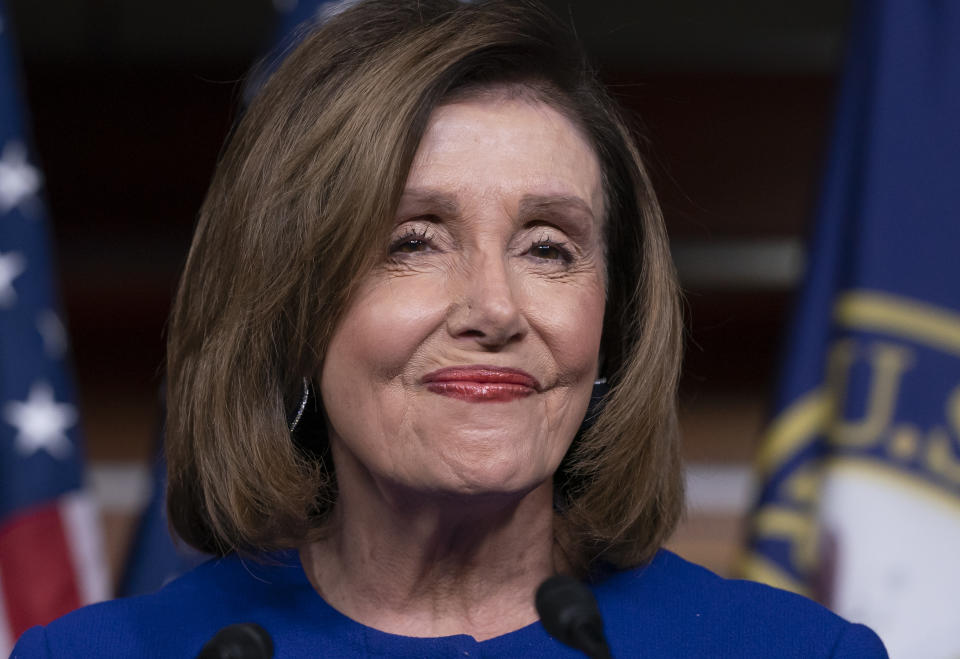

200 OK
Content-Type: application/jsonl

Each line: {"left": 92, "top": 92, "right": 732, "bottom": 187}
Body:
{"left": 6, "top": 0, "right": 850, "bottom": 583}
{"left": 8, "top": 2, "right": 960, "bottom": 657}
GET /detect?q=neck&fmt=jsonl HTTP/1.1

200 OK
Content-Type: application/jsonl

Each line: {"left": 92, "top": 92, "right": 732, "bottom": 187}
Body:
{"left": 299, "top": 473, "right": 559, "bottom": 640}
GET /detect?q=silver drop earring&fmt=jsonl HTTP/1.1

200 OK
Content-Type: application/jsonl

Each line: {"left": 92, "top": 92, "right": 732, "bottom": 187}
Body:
{"left": 289, "top": 378, "right": 310, "bottom": 433}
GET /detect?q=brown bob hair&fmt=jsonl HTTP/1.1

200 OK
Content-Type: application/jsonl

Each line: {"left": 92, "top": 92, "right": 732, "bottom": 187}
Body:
{"left": 166, "top": 0, "right": 683, "bottom": 574}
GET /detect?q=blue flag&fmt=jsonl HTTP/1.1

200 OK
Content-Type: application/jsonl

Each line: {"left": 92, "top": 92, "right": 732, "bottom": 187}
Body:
{"left": 272, "top": 0, "right": 353, "bottom": 39}
{"left": 740, "top": 1, "right": 960, "bottom": 655}
{"left": 0, "top": 2, "right": 107, "bottom": 650}
{"left": 118, "top": 433, "right": 205, "bottom": 597}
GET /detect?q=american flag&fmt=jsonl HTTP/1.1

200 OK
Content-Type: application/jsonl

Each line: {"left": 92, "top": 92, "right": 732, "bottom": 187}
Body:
{"left": 0, "top": 2, "right": 108, "bottom": 652}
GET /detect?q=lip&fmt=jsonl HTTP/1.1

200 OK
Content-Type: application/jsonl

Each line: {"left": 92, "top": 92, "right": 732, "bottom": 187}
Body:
{"left": 422, "top": 365, "right": 541, "bottom": 402}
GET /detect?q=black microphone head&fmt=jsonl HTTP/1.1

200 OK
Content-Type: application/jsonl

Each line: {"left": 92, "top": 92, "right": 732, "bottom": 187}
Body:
{"left": 536, "top": 575, "right": 611, "bottom": 659}
{"left": 196, "top": 622, "right": 274, "bottom": 659}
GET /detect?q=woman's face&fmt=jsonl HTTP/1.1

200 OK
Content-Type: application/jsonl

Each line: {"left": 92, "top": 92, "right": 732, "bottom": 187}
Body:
{"left": 320, "top": 96, "right": 606, "bottom": 500}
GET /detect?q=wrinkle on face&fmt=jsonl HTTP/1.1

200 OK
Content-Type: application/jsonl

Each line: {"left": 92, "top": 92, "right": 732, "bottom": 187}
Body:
{"left": 320, "top": 96, "right": 606, "bottom": 502}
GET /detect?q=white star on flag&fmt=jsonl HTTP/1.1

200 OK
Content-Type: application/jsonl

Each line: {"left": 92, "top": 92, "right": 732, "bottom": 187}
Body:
{"left": 0, "top": 249, "right": 26, "bottom": 307}
{"left": 3, "top": 381, "right": 77, "bottom": 459}
{"left": 0, "top": 140, "right": 42, "bottom": 213}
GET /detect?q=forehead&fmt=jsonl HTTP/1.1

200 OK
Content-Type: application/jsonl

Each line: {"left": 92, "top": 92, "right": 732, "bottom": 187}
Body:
{"left": 405, "top": 96, "right": 605, "bottom": 222}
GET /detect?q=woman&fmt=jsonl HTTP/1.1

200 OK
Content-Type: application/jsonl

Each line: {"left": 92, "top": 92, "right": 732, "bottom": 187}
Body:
{"left": 14, "top": 1, "right": 886, "bottom": 656}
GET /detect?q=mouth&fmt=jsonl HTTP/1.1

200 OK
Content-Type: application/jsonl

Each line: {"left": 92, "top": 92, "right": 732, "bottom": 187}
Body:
{"left": 422, "top": 365, "right": 541, "bottom": 402}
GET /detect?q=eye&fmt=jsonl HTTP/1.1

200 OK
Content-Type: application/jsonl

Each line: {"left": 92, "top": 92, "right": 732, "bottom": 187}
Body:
{"left": 389, "top": 226, "right": 434, "bottom": 254}
{"left": 529, "top": 243, "right": 566, "bottom": 260}
{"left": 392, "top": 237, "right": 429, "bottom": 253}
{"left": 526, "top": 237, "right": 573, "bottom": 263}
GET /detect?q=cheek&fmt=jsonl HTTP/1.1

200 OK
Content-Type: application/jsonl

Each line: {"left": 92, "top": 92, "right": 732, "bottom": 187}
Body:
{"left": 325, "top": 276, "right": 448, "bottom": 381}
{"left": 526, "top": 277, "right": 606, "bottom": 377}
{"left": 320, "top": 275, "right": 449, "bottom": 462}
{"left": 566, "top": 293, "right": 605, "bottom": 365}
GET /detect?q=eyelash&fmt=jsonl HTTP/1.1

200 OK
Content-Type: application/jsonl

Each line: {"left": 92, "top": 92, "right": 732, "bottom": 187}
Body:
{"left": 387, "top": 226, "right": 574, "bottom": 264}
{"left": 528, "top": 234, "right": 573, "bottom": 264}
{"left": 388, "top": 226, "right": 434, "bottom": 255}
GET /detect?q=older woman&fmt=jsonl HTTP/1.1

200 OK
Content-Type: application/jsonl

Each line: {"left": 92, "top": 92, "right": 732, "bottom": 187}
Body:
{"left": 14, "top": 1, "right": 886, "bottom": 657}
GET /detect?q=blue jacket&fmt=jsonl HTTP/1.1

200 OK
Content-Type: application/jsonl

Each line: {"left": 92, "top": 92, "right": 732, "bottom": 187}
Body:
{"left": 12, "top": 549, "right": 886, "bottom": 657}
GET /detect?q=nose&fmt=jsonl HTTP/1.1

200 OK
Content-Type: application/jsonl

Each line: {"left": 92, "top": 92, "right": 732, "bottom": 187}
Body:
{"left": 446, "top": 252, "right": 526, "bottom": 348}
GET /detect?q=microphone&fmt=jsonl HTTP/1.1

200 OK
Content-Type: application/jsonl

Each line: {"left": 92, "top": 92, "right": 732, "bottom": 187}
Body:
{"left": 196, "top": 622, "right": 274, "bottom": 659}
{"left": 536, "top": 575, "right": 613, "bottom": 659}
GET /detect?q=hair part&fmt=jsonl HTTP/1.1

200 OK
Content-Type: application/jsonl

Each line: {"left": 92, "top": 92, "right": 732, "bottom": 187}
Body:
{"left": 166, "top": 0, "right": 683, "bottom": 573}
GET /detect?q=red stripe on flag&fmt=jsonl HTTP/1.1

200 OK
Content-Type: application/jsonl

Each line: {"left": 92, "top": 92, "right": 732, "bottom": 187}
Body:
{"left": 0, "top": 502, "right": 82, "bottom": 638}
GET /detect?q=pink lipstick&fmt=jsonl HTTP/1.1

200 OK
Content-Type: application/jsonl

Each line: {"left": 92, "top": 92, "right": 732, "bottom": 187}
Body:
{"left": 422, "top": 366, "right": 540, "bottom": 402}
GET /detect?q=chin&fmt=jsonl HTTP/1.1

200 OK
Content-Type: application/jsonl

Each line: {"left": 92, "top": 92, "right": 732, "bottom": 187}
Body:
{"left": 430, "top": 456, "right": 553, "bottom": 499}
{"left": 403, "top": 425, "right": 564, "bottom": 498}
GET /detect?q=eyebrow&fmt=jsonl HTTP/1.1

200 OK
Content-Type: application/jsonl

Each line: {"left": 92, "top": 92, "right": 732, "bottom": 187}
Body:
{"left": 518, "top": 194, "right": 597, "bottom": 224}
{"left": 396, "top": 188, "right": 461, "bottom": 217}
